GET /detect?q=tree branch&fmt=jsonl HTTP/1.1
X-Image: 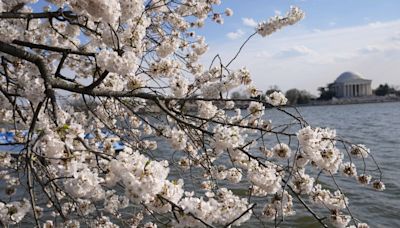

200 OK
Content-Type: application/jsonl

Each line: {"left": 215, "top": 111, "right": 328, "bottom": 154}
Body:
{"left": 12, "top": 40, "right": 95, "bottom": 57}
{"left": 0, "top": 10, "right": 75, "bottom": 19}
{"left": 85, "top": 70, "right": 109, "bottom": 90}
{"left": 0, "top": 40, "right": 59, "bottom": 122}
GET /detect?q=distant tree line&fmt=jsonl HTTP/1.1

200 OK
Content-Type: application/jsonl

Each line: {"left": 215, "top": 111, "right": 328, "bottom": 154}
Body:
{"left": 285, "top": 89, "right": 313, "bottom": 105}
{"left": 317, "top": 86, "right": 335, "bottom": 100}
{"left": 230, "top": 83, "right": 400, "bottom": 106}
{"left": 232, "top": 86, "right": 314, "bottom": 105}
{"left": 373, "top": 84, "right": 399, "bottom": 96}
{"left": 316, "top": 83, "right": 400, "bottom": 100}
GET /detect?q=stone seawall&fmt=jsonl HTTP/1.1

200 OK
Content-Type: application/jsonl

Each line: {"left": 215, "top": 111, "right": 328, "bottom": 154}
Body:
{"left": 306, "top": 95, "right": 400, "bottom": 106}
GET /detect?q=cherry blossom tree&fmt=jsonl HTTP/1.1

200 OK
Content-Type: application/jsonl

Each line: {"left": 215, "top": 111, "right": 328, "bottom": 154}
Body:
{"left": 0, "top": 1, "right": 384, "bottom": 227}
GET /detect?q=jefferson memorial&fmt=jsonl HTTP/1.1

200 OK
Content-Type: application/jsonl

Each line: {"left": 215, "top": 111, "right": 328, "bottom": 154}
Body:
{"left": 329, "top": 71, "right": 372, "bottom": 98}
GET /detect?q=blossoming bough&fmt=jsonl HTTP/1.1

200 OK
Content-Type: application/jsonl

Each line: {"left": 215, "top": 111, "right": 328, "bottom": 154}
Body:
{"left": 0, "top": 1, "right": 384, "bottom": 227}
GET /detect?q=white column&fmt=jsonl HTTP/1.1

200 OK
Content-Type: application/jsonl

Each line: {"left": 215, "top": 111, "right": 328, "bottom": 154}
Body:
{"left": 347, "top": 84, "right": 350, "bottom": 97}
{"left": 357, "top": 84, "right": 360, "bottom": 96}
{"left": 350, "top": 84, "right": 353, "bottom": 97}
{"left": 364, "top": 84, "right": 367, "bottom": 95}
{"left": 342, "top": 85, "right": 345, "bottom": 97}
{"left": 355, "top": 85, "right": 357, "bottom": 96}
{"left": 363, "top": 84, "right": 366, "bottom": 96}
{"left": 355, "top": 85, "right": 358, "bottom": 96}
{"left": 340, "top": 85, "right": 343, "bottom": 97}
{"left": 360, "top": 84, "right": 364, "bottom": 96}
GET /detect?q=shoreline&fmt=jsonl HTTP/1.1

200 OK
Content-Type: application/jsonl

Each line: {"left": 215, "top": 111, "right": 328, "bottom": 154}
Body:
{"left": 297, "top": 95, "right": 400, "bottom": 107}
{"left": 232, "top": 95, "right": 400, "bottom": 109}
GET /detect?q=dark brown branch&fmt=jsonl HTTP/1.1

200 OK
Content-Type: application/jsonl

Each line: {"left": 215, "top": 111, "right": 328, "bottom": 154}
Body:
{"left": 287, "top": 185, "right": 329, "bottom": 228}
{"left": 224, "top": 204, "right": 256, "bottom": 228}
{"left": 26, "top": 153, "right": 41, "bottom": 227}
{"left": 54, "top": 53, "right": 76, "bottom": 82}
{"left": 12, "top": 40, "right": 95, "bottom": 57}
{"left": 0, "top": 86, "right": 27, "bottom": 123}
{"left": 0, "top": 40, "right": 59, "bottom": 122}
{"left": 50, "top": 77, "right": 292, "bottom": 108}
{"left": 154, "top": 98, "right": 213, "bottom": 135}
{"left": 0, "top": 10, "right": 75, "bottom": 19}
{"left": 158, "top": 195, "right": 217, "bottom": 228}
{"left": 226, "top": 32, "right": 257, "bottom": 67}
{"left": 85, "top": 70, "right": 109, "bottom": 90}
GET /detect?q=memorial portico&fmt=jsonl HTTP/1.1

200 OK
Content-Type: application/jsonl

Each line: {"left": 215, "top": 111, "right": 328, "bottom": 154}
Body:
{"left": 329, "top": 72, "right": 372, "bottom": 98}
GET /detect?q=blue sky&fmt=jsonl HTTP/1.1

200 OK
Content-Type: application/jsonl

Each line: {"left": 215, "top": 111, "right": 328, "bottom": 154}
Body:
{"left": 31, "top": 0, "right": 400, "bottom": 95}
{"left": 199, "top": 0, "right": 400, "bottom": 95}
{"left": 202, "top": 0, "right": 400, "bottom": 40}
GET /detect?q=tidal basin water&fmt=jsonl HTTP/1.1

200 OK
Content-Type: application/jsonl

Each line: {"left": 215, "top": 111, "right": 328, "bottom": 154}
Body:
{"left": 160, "top": 101, "right": 400, "bottom": 227}
{"left": 1, "top": 102, "right": 399, "bottom": 227}
{"left": 287, "top": 102, "right": 400, "bottom": 227}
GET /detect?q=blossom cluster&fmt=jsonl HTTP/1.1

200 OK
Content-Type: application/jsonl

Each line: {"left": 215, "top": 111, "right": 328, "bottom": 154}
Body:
{"left": 248, "top": 162, "right": 283, "bottom": 194}
{"left": 297, "top": 126, "right": 343, "bottom": 173}
{"left": 96, "top": 49, "right": 138, "bottom": 76}
{"left": 257, "top": 6, "right": 305, "bottom": 37}
{"left": 0, "top": 199, "right": 31, "bottom": 225}
{"left": 262, "top": 190, "right": 295, "bottom": 220}
{"left": 176, "top": 188, "right": 251, "bottom": 227}
{"left": 107, "top": 148, "right": 170, "bottom": 203}
{"left": 266, "top": 91, "right": 288, "bottom": 106}
{"left": 0, "top": 1, "right": 384, "bottom": 227}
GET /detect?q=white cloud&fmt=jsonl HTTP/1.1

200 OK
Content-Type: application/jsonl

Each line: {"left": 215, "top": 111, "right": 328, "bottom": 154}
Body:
{"left": 207, "top": 20, "right": 400, "bottom": 94}
{"left": 329, "top": 21, "right": 336, "bottom": 26}
{"left": 332, "top": 53, "right": 357, "bottom": 62}
{"left": 358, "top": 45, "right": 383, "bottom": 54}
{"left": 368, "top": 21, "right": 383, "bottom": 27}
{"left": 255, "top": 51, "right": 272, "bottom": 58}
{"left": 242, "top": 17, "right": 257, "bottom": 27}
{"left": 358, "top": 44, "right": 400, "bottom": 56}
{"left": 226, "top": 29, "right": 245, "bottom": 40}
{"left": 392, "top": 32, "right": 400, "bottom": 41}
{"left": 274, "top": 45, "right": 315, "bottom": 58}
{"left": 274, "top": 10, "right": 281, "bottom": 16}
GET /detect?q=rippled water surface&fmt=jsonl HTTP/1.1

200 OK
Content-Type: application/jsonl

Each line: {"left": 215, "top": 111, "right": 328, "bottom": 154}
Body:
{"left": 169, "top": 102, "right": 400, "bottom": 227}
{"left": 290, "top": 102, "right": 400, "bottom": 227}
{"left": 1, "top": 102, "right": 399, "bottom": 227}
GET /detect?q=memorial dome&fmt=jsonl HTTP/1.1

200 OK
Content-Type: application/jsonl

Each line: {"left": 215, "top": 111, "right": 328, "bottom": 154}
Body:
{"left": 334, "top": 71, "right": 363, "bottom": 83}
